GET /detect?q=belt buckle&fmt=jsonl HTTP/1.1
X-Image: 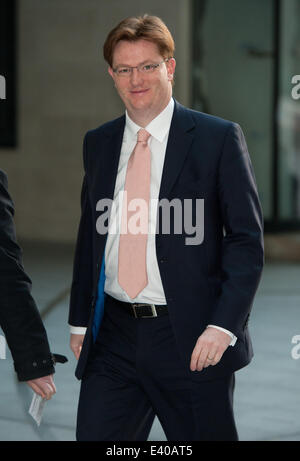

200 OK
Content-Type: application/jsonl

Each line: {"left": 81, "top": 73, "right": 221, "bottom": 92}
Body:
{"left": 132, "top": 303, "right": 158, "bottom": 318}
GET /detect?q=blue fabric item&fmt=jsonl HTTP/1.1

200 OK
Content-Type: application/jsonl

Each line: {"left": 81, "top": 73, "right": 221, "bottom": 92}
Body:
{"left": 92, "top": 257, "right": 106, "bottom": 342}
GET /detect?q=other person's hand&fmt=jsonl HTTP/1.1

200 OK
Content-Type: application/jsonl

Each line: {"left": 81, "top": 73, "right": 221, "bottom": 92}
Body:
{"left": 26, "top": 374, "right": 56, "bottom": 400}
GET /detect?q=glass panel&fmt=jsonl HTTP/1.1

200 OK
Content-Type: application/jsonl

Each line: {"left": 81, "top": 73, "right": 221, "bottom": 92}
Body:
{"left": 278, "top": 0, "right": 300, "bottom": 219}
{"left": 192, "top": 0, "right": 274, "bottom": 219}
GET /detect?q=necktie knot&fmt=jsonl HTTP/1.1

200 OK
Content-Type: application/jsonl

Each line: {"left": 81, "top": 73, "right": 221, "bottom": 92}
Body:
{"left": 137, "top": 129, "right": 150, "bottom": 144}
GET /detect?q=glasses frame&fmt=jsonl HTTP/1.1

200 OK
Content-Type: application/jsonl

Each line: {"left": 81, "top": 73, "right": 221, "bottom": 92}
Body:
{"left": 112, "top": 58, "right": 171, "bottom": 77}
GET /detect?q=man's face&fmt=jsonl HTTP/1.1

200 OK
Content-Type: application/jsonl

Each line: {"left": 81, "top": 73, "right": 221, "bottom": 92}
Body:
{"left": 108, "top": 39, "right": 176, "bottom": 119}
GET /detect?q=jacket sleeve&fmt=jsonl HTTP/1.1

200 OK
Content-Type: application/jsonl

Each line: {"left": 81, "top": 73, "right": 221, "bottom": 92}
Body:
{"left": 0, "top": 170, "right": 55, "bottom": 381}
{"left": 68, "top": 133, "right": 94, "bottom": 327}
{"left": 208, "top": 123, "right": 264, "bottom": 339}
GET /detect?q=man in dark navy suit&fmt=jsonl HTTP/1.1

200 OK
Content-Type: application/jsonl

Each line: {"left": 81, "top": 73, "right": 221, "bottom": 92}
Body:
{"left": 69, "top": 15, "right": 264, "bottom": 441}
{"left": 0, "top": 170, "right": 57, "bottom": 398}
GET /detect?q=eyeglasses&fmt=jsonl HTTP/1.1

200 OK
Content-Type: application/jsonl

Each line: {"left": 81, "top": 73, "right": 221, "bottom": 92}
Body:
{"left": 113, "top": 58, "right": 170, "bottom": 77}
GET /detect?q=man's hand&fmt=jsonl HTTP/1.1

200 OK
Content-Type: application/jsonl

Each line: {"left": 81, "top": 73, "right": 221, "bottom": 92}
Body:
{"left": 26, "top": 375, "right": 56, "bottom": 400}
{"left": 190, "top": 327, "right": 232, "bottom": 372}
{"left": 70, "top": 334, "right": 85, "bottom": 360}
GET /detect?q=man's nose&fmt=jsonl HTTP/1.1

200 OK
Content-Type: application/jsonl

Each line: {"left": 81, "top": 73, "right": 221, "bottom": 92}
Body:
{"left": 130, "top": 68, "right": 143, "bottom": 86}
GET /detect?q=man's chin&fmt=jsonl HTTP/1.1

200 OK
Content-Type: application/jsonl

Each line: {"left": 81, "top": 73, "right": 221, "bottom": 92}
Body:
{"left": 128, "top": 99, "right": 151, "bottom": 112}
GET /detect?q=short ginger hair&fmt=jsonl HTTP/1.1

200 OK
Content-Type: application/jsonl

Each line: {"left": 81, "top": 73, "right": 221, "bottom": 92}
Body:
{"left": 103, "top": 14, "right": 175, "bottom": 68}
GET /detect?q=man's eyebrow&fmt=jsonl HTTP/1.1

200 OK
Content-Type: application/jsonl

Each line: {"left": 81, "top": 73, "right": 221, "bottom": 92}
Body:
{"left": 113, "top": 59, "right": 155, "bottom": 68}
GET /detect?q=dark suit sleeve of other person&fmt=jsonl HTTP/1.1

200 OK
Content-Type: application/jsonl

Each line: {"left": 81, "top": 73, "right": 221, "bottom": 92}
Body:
{"left": 208, "top": 122, "right": 264, "bottom": 339}
{"left": 0, "top": 170, "right": 55, "bottom": 381}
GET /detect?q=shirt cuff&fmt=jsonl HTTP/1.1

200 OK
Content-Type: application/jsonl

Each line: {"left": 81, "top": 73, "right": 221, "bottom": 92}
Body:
{"left": 69, "top": 325, "right": 87, "bottom": 335}
{"left": 206, "top": 325, "right": 237, "bottom": 346}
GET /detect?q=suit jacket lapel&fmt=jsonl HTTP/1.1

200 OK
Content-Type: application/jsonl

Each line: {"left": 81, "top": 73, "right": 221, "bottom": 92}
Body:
{"left": 93, "top": 114, "right": 125, "bottom": 259}
{"left": 158, "top": 99, "right": 195, "bottom": 200}
{"left": 95, "top": 115, "right": 126, "bottom": 203}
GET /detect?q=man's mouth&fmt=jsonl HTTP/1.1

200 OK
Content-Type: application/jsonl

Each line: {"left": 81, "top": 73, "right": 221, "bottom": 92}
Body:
{"left": 130, "top": 89, "right": 150, "bottom": 95}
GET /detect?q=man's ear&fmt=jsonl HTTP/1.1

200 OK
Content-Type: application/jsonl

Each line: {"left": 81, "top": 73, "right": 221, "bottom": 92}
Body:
{"left": 109, "top": 66, "right": 118, "bottom": 83}
{"left": 108, "top": 66, "right": 114, "bottom": 79}
{"left": 108, "top": 67, "right": 117, "bottom": 88}
{"left": 167, "top": 58, "right": 176, "bottom": 81}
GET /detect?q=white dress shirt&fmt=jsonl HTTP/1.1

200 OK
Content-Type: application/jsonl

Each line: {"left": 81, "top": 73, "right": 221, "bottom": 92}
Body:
{"left": 70, "top": 97, "right": 237, "bottom": 347}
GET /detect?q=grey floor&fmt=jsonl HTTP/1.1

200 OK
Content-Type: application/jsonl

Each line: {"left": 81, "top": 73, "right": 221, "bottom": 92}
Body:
{"left": 0, "top": 243, "right": 299, "bottom": 441}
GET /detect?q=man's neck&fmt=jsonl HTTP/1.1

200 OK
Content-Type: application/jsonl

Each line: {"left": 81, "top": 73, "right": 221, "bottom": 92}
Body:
{"left": 127, "top": 95, "right": 172, "bottom": 128}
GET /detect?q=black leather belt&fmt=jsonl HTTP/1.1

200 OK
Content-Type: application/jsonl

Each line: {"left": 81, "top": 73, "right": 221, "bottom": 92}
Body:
{"left": 106, "top": 294, "right": 168, "bottom": 318}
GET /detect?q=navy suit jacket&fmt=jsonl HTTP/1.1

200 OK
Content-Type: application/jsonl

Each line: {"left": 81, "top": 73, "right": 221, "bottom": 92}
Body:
{"left": 69, "top": 99, "right": 264, "bottom": 381}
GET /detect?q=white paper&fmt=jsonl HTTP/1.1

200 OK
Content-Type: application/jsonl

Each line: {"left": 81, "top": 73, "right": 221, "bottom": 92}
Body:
{"left": 28, "top": 393, "right": 46, "bottom": 426}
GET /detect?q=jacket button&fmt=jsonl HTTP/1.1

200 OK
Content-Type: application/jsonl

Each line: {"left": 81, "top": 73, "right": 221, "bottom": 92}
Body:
{"left": 32, "top": 362, "right": 37, "bottom": 367}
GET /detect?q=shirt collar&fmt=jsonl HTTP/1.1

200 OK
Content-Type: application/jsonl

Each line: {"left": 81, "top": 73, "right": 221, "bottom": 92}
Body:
{"left": 124, "top": 97, "right": 174, "bottom": 143}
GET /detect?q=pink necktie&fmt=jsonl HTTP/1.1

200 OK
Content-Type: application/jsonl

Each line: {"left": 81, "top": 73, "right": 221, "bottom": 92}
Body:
{"left": 118, "top": 129, "right": 151, "bottom": 299}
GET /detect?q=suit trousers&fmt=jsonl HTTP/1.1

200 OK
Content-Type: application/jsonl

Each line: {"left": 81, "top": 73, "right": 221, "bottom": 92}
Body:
{"left": 76, "top": 295, "right": 239, "bottom": 441}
